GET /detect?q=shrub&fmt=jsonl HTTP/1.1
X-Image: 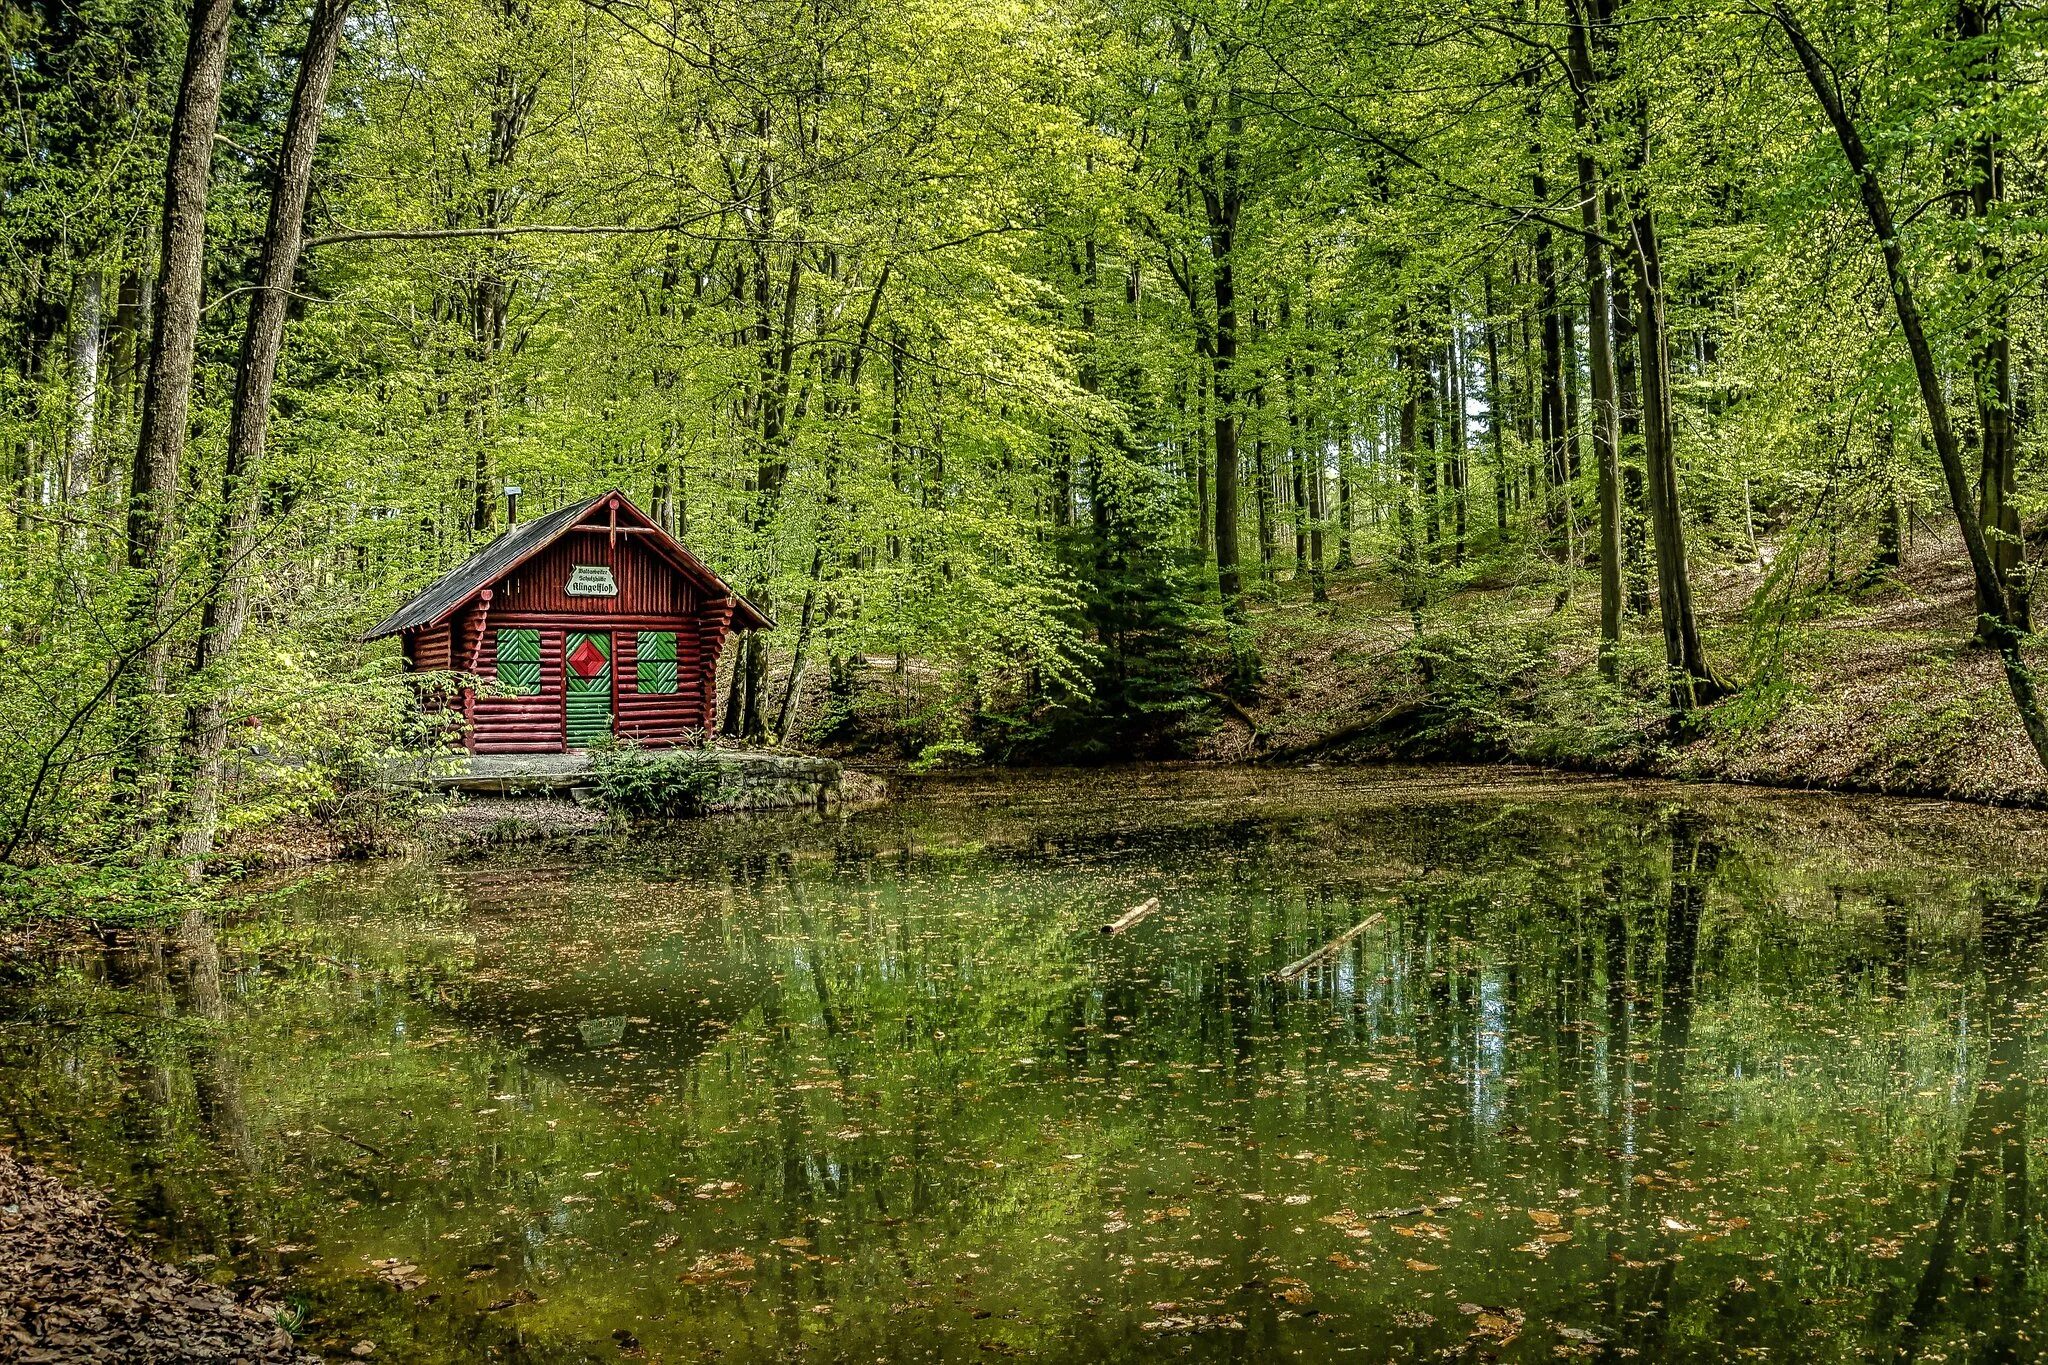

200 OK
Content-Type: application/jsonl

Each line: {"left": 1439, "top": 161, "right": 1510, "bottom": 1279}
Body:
{"left": 590, "top": 749, "right": 734, "bottom": 819}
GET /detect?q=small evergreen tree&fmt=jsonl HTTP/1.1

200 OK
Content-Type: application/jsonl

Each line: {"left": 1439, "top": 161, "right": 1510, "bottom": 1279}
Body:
{"left": 1040, "top": 453, "right": 1217, "bottom": 760}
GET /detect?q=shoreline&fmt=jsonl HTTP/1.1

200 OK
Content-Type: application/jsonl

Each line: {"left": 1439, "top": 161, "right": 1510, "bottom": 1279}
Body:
{"left": 6, "top": 751, "right": 2042, "bottom": 946}
{"left": 0, "top": 1148, "right": 315, "bottom": 1363}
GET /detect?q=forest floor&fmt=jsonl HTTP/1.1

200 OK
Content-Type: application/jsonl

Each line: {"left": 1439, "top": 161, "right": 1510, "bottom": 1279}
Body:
{"left": 806, "top": 521, "right": 2047, "bottom": 807}
{"left": 0, "top": 1148, "right": 315, "bottom": 1362}
{"left": 1194, "top": 526, "right": 2048, "bottom": 807}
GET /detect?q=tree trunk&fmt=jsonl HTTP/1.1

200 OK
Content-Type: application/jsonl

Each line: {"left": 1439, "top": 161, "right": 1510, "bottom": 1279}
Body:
{"left": 1872, "top": 417, "right": 1902, "bottom": 575}
{"left": 1307, "top": 403, "right": 1327, "bottom": 601}
{"left": 1284, "top": 304, "right": 1308, "bottom": 580}
{"left": 1194, "top": 369, "right": 1212, "bottom": 559}
{"left": 1628, "top": 200, "right": 1723, "bottom": 707}
{"left": 1958, "top": 0, "right": 2023, "bottom": 634}
{"left": 1202, "top": 86, "right": 1245, "bottom": 618}
{"left": 1484, "top": 270, "right": 1509, "bottom": 533}
{"left": 1527, "top": 91, "right": 1571, "bottom": 548}
{"left": 1610, "top": 225, "right": 1651, "bottom": 618}
{"left": 173, "top": 0, "right": 353, "bottom": 864}
{"left": 1568, "top": 0, "right": 1624, "bottom": 676}
{"left": 1420, "top": 347, "right": 1440, "bottom": 554}
{"left": 1397, "top": 337, "right": 1424, "bottom": 623}
{"left": 1251, "top": 381, "right": 1276, "bottom": 590}
{"left": 1774, "top": 1, "right": 2048, "bottom": 771}
{"left": 65, "top": 269, "right": 102, "bottom": 541}
{"left": 111, "top": 0, "right": 236, "bottom": 836}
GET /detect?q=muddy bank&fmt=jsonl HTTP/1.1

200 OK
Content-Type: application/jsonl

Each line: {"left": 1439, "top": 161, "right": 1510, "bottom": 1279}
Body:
{"left": 0, "top": 1149, "right": 313, "bottom": 1362}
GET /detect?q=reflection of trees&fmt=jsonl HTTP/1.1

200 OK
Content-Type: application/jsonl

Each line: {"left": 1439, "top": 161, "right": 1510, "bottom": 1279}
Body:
{"left": 1884, "top": 885, "right": 2043, "bottom": 1363}
{"left": 18, "top": 780, "right": 2048, "bottom": 1360}
{"left": 1598, "top": 812, "right": 1717, "bottom": 1361}
{"left": 170, "top": 906, "right": 261, "bottom": 1230}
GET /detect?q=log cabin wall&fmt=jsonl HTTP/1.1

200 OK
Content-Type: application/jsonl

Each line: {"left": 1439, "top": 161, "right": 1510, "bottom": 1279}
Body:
{"left": 612, "top": 627, "right": 712, "bottom": 741}
{"left": 490, "top": 531, "right": 698, "bottom": 618}
{"left": 404, "top": 625, "right": 452, "bottom": 672}
{"left": 408, "top": 532, "right": 721, "bottom": 751}
{"left": 471, "top": 624, "right": 567, "bottom": 753}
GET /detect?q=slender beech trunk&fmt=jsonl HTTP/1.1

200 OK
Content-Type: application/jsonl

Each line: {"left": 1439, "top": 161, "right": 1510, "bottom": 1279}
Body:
{"left": 1628, "top": 201, "right": 1722, "bottom": 706}
{"left": 1872, "top": 416, "right": 1902, "bottom": 575}
{"left": 1306, "top": 375, "right": 1327, "bottom": 601}
{"left": 1199, "top": 83, "right": 1245, "bottom": 617}
{"left": 1396, "top": 337, "right": 1424, "bottom": 624}
{"left": 1484, "top": 271, "right": 1509, "bottom": 533}
{"left": 1451, "top": 328, "right": 1469, "bottom": 564}
{"left": 174, "top": 0, "right": 353, "bottom": 862}
{"left": 1614, "top": 44, "right": 1723, "bottom": 707}
{"left": 1515, "top": 258, "right": 1539, "bottom": 512}
{"left": 65, "top": 270, "right": 102, "bottom": 532}
{"left": 1527, "top": 85, "right": 1571, "bottom": 547}
{"left": 1194, "top": 370, "right": 1212, "bottom": 559}
{"left": 1610, "top": 215, "right": 1651, "bottom": 617}
{"left": 1252, "top": 380, "right": 1276, "bottom": 590}
{"left": 1420, "top": 347, "right": 1441, "bottom": 554}
{"left": 1337, "top": 399, "right": 1355, "bottom": 569}
{"left": 1562, "top": 291, "right": 1584, "bottom": 487}
{"left": 112, "top": 0, "right": 236, "bottom": 834}
{"left": 1958, "top": 0, "right": 2024, "bottom": 633}
{"left": 1568, "top": 0, "right": 1623, "bottom": 675}
{"left": 1284, "top": 299, "right": 1308, "bottom": 580}
{"left": 1775, "top": 1, "right": 2048, "bottom": 770}
{"left": 109, "top": 268, "right": 144, "bottom": 438}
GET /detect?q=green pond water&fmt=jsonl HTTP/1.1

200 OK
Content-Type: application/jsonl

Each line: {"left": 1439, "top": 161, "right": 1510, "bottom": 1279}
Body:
{"left": 6, "top": 767, "right": 2048, "bottom": 1362}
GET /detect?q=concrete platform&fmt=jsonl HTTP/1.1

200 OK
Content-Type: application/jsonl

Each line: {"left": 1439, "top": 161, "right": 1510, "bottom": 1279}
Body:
{"left": 393, "top": 749, "right": 853, "bottom": 811}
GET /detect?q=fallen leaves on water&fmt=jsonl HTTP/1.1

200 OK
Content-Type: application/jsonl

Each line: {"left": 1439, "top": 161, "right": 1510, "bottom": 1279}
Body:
{"left": 1402, "top": 1258, "right": 1439, "bottom": 1272}
{"left": 1270, "top": 1278, "right": 1313, "bottom": 1308}
{"left": 1320, "top": 1210, "right": 1374, "bottom": 1240}
{"left": 1517, "top": 1231, "right": 1573, "bottom": 1257}
{"left": 1141, "top": 1309, "right": 1244, "bottom": 1334}
{"left": 365, "top": 1258, "right": 424, "bottom": 1291}
{"left": 678, "top": 1250, "right": 756, "bottom": 1287}
{"left": 1457, "top": 1302, "right": 1525, "bottom": 1345}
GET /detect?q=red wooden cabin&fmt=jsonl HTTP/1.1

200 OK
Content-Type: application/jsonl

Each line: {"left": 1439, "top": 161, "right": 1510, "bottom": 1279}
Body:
{"left": 365, "top": 490, "right": 771, "bottom": 753}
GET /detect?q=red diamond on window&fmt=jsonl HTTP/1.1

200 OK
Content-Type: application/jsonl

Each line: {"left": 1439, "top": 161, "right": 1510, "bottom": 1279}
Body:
{"left": 566, "top": 637, "right": 608, "bottom": 678}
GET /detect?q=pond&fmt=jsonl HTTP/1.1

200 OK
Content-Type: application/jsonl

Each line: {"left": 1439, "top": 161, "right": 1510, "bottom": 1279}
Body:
{"left": 4, "top": 766, "right": 2047, "bottom": 1362}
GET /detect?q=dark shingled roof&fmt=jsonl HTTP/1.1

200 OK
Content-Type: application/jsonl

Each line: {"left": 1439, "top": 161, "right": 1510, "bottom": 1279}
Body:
{"left": 362, "top": 492, "right": 771, "bottom": 640}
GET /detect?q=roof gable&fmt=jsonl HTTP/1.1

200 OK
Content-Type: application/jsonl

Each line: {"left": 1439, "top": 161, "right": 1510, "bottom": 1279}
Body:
{"left": 363, "top": 491, "right": 771, "bottom": 639}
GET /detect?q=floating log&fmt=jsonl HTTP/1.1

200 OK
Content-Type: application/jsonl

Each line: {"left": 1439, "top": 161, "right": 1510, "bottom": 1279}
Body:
{"left": 1274, "top": 911, "right": 1385, "bottom": 982}
{"left": 1100, "top": 896, "right": 1161, "bottom": 935}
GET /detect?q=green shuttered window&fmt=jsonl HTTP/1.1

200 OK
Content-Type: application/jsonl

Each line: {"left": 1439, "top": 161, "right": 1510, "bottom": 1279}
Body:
{"left": 495, "top": 628, "right": 540, "bottom": 695}
{"left": 636, "top": 631, "right": 677, "bottom": 695}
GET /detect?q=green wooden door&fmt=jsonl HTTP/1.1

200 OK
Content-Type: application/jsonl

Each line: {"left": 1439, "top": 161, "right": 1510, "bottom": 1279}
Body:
{"left": 564, "top": 631, "right": 613, "bottom": 747}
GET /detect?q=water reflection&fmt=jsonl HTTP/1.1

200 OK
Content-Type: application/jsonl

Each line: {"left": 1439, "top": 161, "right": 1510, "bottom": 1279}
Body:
{"left": 2, "top": 768, "right": 2046, "bottom": 1362}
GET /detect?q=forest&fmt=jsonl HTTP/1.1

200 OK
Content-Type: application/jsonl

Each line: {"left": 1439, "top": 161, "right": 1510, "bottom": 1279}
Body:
{"left": 4, "top": 0, "right": 2048, "bottom": 880}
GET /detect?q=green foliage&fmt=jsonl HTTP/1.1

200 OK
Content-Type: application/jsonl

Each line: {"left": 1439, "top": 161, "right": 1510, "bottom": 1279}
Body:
{"left": 6, "top": 0, "right": 2048, "bottom": 889}
{"left": 590, "top": 749, "right": 735, "bottom": 820}
{"left": 908, "top": 739, "right": 986, "bottom": 773}
{"left": 0, "top": 860, "right": 206, "bottom": 928}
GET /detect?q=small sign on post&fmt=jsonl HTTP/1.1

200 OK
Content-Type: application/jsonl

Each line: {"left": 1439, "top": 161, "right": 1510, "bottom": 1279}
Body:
{"left": 565, "top": 564, "right": 618, "bottom": 597}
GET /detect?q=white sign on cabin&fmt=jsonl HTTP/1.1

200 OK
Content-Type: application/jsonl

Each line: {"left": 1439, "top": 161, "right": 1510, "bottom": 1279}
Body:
{"left": 565, "top": 564, "right": 619, "bottom": 597}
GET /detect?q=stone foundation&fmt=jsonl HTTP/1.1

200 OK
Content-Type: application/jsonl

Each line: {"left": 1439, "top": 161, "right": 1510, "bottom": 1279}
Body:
{"left": 399, "top": 749, "right": 866, "bottom": 814}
